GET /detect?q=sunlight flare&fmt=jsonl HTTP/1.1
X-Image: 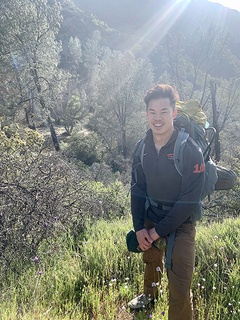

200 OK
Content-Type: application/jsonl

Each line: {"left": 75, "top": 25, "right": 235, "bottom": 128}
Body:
{"left": 129, "top": 0, "right": 191, "bottom": 57}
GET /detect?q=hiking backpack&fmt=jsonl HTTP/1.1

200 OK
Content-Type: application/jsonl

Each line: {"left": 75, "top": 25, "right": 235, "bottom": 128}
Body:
{"left": 174, "top": 100, "right": 237, "bottom": 196}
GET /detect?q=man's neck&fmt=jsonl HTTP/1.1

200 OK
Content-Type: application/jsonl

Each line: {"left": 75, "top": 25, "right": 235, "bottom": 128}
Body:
{"left": 152, "top": 128, "right": 174, "bottom": 150}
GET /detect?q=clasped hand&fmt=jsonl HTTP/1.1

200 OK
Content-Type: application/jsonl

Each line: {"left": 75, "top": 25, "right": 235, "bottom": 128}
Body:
{"left": 136, "top": 227, "right": 160, "bottom": 251}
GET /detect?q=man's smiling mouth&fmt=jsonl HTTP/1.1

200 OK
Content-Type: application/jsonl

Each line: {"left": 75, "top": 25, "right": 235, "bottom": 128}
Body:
{"left": 153, "top": 123, "right": 164, "bottom": 127}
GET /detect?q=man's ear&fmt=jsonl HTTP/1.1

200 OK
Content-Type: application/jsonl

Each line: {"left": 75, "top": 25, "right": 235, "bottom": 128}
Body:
{"left": 173, "top": 108, "right": 178, "bottom": 119}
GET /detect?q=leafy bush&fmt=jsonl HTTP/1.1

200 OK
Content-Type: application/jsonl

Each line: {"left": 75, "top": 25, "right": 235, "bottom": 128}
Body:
{"left": 85, "top": 180, "right": 129, "bottom": 220}
{"left": 62, "top": 130, "right": 106, "bottom": 166}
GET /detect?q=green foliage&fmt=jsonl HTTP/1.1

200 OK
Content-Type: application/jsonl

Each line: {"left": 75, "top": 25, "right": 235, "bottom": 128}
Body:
{"left": 89, "top": 50, "right": 153, "bottom": 158}
{"left": 86, "top": 180, "right": 129, "bottom": 220}
{"left": 193, "top": 220, "right": 240, "bottom": 319}
{"left": 62, "top": 130, "right": 105, "bottom": 166}
{"left": 0, "top": 217, "right": 240, "bottom": 319}
{"left": 61, "top": 94, "right": 89, "bottom": 134}
{"left": 0, "top": 0, "right": 64, "bottom": 146}
{"left": 0, "top": 126, "right": 129, "bottom": 277}
{"left": 0, "top": 127, "right": 82, "bottom": 274}
{"left": 68, "top": 36, "right": 83, "bottom": 69}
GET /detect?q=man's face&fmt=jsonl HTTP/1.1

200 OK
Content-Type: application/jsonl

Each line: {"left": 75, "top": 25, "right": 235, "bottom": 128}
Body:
{"left": 146, "top": 98, "right": 177, "bottom": 138}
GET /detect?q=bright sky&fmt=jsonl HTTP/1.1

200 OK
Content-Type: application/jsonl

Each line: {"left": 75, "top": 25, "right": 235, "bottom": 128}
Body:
{"left": 208, "top": 0, "right": 240, "bottom": 12}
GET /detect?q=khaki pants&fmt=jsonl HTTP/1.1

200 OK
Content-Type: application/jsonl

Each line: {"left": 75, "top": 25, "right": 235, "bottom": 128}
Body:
{"left": 143, "top": 223, "right": 196, "bottom": 320}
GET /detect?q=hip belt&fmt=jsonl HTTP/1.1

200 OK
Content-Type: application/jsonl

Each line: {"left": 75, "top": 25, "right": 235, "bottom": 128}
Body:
{"left": 145, "top": 197, "right": 173, "bottom": 212}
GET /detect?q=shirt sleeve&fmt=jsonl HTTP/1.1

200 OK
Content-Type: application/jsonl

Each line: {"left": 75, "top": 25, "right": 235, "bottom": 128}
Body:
{"left": 130, "top": 146, "right": 147, "bottom": 232}
{"left": 155, "top": 140, "right": 205, "bottom": 237}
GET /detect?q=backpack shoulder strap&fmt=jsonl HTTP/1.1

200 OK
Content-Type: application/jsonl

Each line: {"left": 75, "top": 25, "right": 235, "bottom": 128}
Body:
{"left": 135, "top": 132, "right": 149, "bottom": 167}
{"left": 174, "top": 129, "right": 189, "bottom": 176}
{"left": 135, "top": 138, "right": 145, "bottom": 162}
{"left": 133, "top": 134, "right": 147, "bottom": 184}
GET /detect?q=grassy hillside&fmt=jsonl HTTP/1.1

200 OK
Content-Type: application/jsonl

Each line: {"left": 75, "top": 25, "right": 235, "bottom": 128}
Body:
{"left": 0, "top": 217, "right": 239, "bottom": 319}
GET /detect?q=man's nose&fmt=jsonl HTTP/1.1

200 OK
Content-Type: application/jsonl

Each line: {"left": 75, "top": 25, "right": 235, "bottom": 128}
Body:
{"left": 154, "top": 113, "right": 162, "bottom": 120}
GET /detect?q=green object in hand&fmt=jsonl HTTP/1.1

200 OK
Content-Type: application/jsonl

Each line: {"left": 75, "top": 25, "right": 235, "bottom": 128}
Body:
{"left": 126, "top": 230, "right": 143, "bottom": 253}
{"left": 153, "top": 237, "right": 166, "bottom": 250}
{"left": 126, "top": 230, "right": 166, "bottom": 253}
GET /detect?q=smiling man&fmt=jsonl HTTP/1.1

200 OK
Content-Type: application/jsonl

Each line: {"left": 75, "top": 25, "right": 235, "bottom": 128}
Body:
{"left": 128, "top": 84, "right": 205, "bottom": 320}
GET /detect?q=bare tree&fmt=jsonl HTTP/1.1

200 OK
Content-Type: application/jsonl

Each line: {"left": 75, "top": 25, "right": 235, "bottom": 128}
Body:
{"left": 189, "top": 25, "right": 229, "bottom": 106}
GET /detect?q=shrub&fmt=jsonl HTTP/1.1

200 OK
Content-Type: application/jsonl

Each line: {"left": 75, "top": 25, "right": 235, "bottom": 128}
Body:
{"left": 0, "top": 128, "right": 85, "bottom": 273}
{"left": 62, "top": 130, "right": 106, "bottom": 166}
{"left": 85, "top": 180, "right": 129, "bottom": 221}
{"left": 0, "top": 126, "right": 130, "bottom": 277}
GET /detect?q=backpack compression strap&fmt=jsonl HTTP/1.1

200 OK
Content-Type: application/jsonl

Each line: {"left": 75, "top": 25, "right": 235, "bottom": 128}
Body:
{"left": 134, "top": 130, "right": 151, "bottom": 168}
{"left": 133, "top": 134, "right": 147, "bottom": 183}
{"left": 173, "top": 129, "right": 189, "bottom": 176}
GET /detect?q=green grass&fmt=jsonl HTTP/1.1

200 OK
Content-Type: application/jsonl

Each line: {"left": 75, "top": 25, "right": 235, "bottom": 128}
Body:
{"left": 0, "top": 216, "right": 239, "bottom": 320}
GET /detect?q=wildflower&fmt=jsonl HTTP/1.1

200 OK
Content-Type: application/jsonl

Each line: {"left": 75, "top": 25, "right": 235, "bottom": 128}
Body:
{"left": 151, "top": 282, "right": 156, "bottom": 287}
{"left": 213, "top": 286, "right": 216, "bottom": 290}
{"left": 202, "top": 278, "right": 206, "bottom": 282}
{"left": 125, "top": 277, "right": 129, "bottom": 281}
{"left": 121, "top": 306, "right": 126, "bottom": 311}
{"left": 99, "top": 200, "right": 103, "bottom": 205}
{"left": 38, "top": 271, "right": 43, "bottom": 275}
{"left": 84, "top": 241, "right": 88, "bottom": 245}
{"left": 33, "top": 256, "right": 39, "bottom": 262}
{"left": 149, "top": 314, "right": 153, "bottom": 318}
{"left": 161, "top": 311, "right": 165, "bottom": 315}
{"left": 214, "top": 263, "right": 218, "bottom": 267}
{"left": 156, "top": 266, "right": 161, "bottom": 272}
{"left": 214, "top": 235, "right": 218, "bottom": 239}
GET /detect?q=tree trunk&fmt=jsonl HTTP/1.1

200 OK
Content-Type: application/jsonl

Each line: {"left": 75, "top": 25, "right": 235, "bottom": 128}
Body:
{"left": 210, "top": 81, "right": 221, "bottom": 162}
{"left": 122, "top": 128, "right": 127, "bottom": 159}
{"left": 25, "top": 107, "right": 36, "bottom": 130}
{"left": 32, "top": 68, "right": 60, "bottom": 152}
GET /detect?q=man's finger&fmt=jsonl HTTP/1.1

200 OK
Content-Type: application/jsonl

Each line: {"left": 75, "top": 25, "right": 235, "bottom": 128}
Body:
{"left": 145, "top": 234, "right": 153, "bottom": 244}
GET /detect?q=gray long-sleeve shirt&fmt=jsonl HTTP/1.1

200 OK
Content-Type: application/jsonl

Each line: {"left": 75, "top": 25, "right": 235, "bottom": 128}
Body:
{"left": 131, "top": 128, "right": 205, "bottom": 237}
